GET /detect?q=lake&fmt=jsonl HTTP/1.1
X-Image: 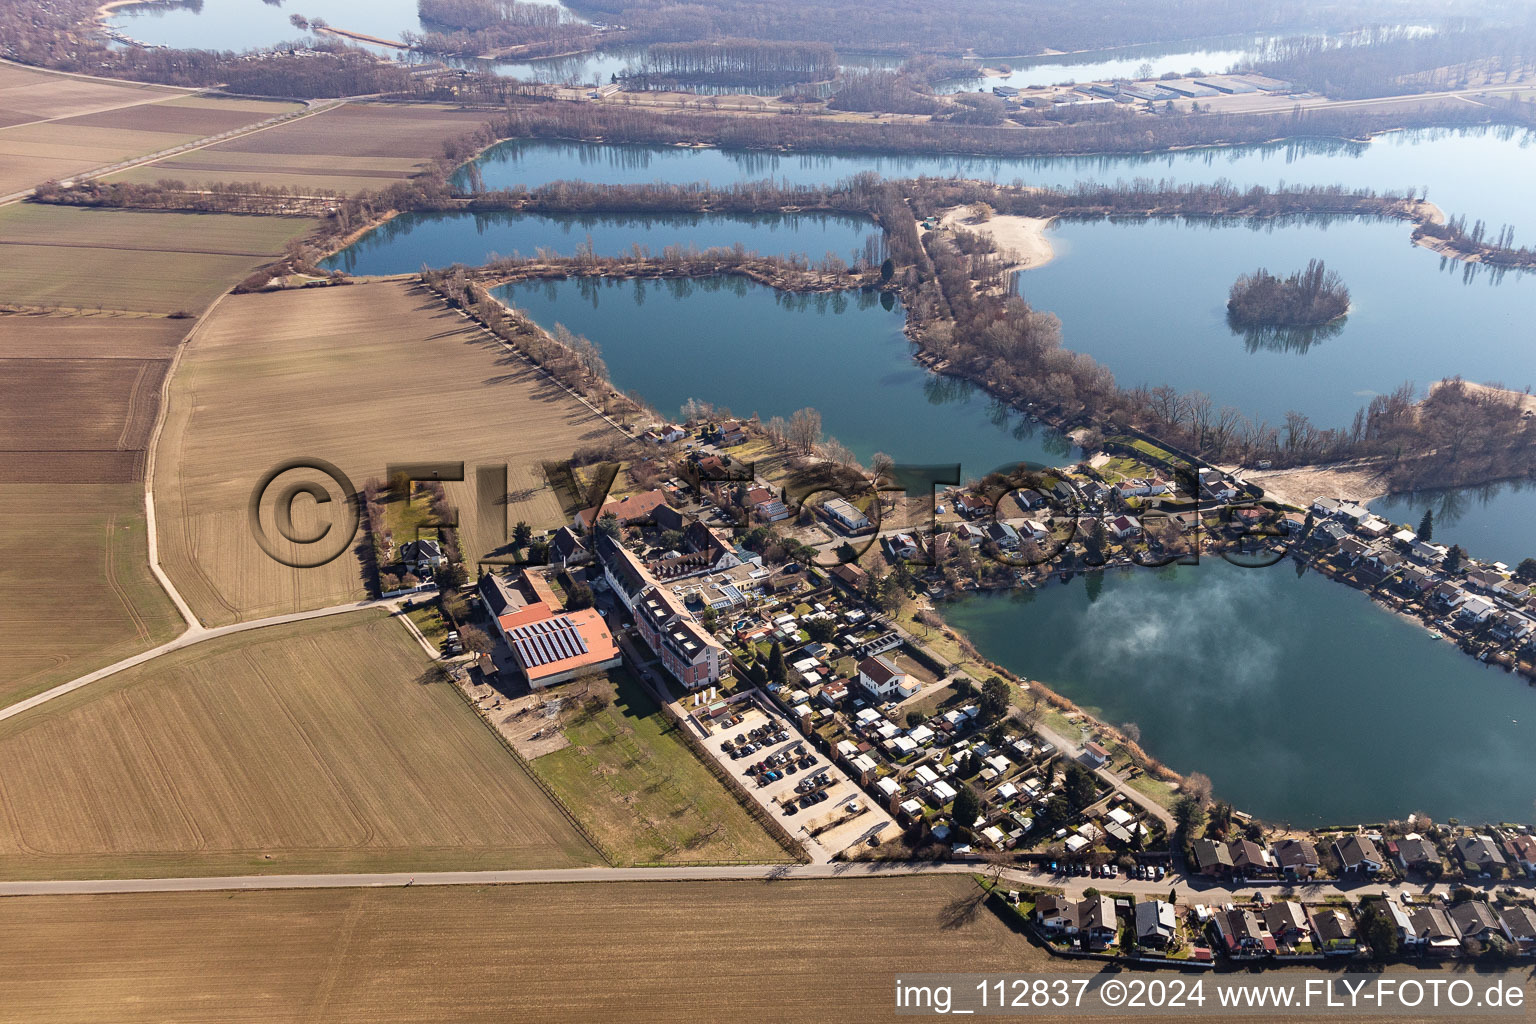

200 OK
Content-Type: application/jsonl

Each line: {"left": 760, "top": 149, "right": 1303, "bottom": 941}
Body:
{"left": 937, "top": 34, "right": 1261, "bottom": 93}
{"left": 320, "top": 210, "right": 878, "bottom": 276}
{"left": 1372, "top": 481, "right": 1536, "bottom": 569}
{"left": 461, "top": 128, "right": 1536, "bottom": 230}
{"left": 108, "top": 0, "right": 572, "bottom": 53}
{"left": 1016, "top": 216, "right": 1536, "bottom": 429}
{"left": 491, "top": 275, "right": 1074, "bottom": 476}
{"left": 942, "top": 558, "right": 1536, "bottom": 826}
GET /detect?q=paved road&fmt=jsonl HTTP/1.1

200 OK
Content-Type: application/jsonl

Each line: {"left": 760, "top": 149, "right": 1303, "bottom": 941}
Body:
{"left": 0, "top": 857, "right": 1476, "bottom": 904}
{"left": 0, "top": 860, "right": 974, "bottom": 897}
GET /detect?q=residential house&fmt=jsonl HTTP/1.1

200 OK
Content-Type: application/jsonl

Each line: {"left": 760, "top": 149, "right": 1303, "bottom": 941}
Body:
{"left": 1106, "top": 514, "right": 1141, "bottom": 540}
{"left": 1465, "top": 569, "right": 1509, "bottom": 596}
{"left": 714, "top": 419, "right": 748, "bottom": 446}
{"left": 1454, "top": 834, "right": 1507, "bottom": 876}
{"left": 1310, "top": 908, "right": 1358, "bottom": 954}
{"left": 1430, "top": 582, "right": 1469, "bottom": 612}
{"left": 1454, "top": 595, "right": 1498, "bottom": 626}
{"left": 574, "top": 488, "right": 669, "bottom": 531}
{"left": 643, "top": 423, "right": 685, "bottom": 444}
{"left": 1082, "top": 741, "right": 1109, "bottom": 767}
{"left": 1215, "top": 908, "right": 1274, "bottom": 957}
{"left": 1134, "top": 900, "right": 1178, "bottom": 949}
{"left": 986, "top": 521, "right": 1021, "bottom": 550}
{"left": 1407, "top": 538, "right": 1449, "bottom": 565}
{"left": 822, "top": 497, "right": 871, "bottom": 533}
{"left": 1079, "top": 894, "right": 1119, "bottom": 949}
{"left": 954, "top": 522, "right": 985, "bottom": 546}
{"left": 1334, "top": 834, "right": 1384, "bottom": 874}
{"left": 1393, "top": 836, "right": 1441, "bottom": 874}
{"left": 1262, "top": 902, "right": 1313, "bottom": 952}
{"left": 548, "top": 526, "right": 589, "bottom": 569}
{"left": 1405, "top": 907, "right": 1459, "bottom": 955}
{"left": 1272, "top": 838, "right": 1321, "bottom": 880}
{"left": 400, "top": 538, "right": 443, "bottom": 574}
{"left": 1036, "top": 894, "right": 1078, "bottom": 934}
{"left": 818, "top": 679, "right": 848, "bottom": 708}
{"left": 1490, "top": 609, "right": 1535, "bottom": 643}
{"left": 885, "top": 533, "right": 922, "bottom": 560}
{"left": 1193, "top": 838, "right": 1235, "bottom": 878}
{"left": 830, "top": 562, "right": 869, "bottom": 592}
{"left": 954, "top": 492, "right": 991, "bottom": 518}
{"left": 1313, "top": 521, "right": 1349, "bottom": 547}
{"left": 1503, "top": 834, "right": 1536, "bottom": 876}
{"left": 1449, "top": 901, "right": 1507, "bottom": 945}
{"left": 858, "top": 655, "right": 916, "bottom": 700}
{"left": 1337, "top": 536, "right": 1371, "bottom": 564}
{"left": 1497, "top": 905, "right": 1536, "bottom": 955}
{"left": 1230, "top": 839, "right": 1274, "bottom": 877}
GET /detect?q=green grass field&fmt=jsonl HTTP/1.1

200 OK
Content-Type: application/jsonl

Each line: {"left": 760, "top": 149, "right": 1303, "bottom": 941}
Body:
{"left": 0, "top": 612, "right": 600, "bottom": 879}
{"left": 531, "top": 669, "right": 791, "bottom": 865}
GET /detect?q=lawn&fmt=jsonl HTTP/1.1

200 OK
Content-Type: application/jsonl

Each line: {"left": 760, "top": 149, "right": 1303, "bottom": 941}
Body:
{"left": 531, "top": 668, "right": 791, "bottom": 865}
{"left": 0, "top": 612, "right": 600, "bottom": 878}
{"left": 153, "top": 280, "right": 622, "bottom": 625}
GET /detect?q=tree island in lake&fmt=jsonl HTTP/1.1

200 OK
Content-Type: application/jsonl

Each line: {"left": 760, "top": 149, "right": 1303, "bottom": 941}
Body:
{"left": 1227, "top": 258, "right": 1350, "bottom": 328}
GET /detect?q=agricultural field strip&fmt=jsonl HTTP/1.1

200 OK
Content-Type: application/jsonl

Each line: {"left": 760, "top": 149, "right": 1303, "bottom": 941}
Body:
{"left": 0, "top": 599, "right": 392, "bottom": 726}
{"left": 0, "top": 860, "right": 977, "bottom": 895}
{"left": 0, "top": 239, "right": 283, "bottom": 257}
{"left": 0, "top": 612, "right": 599, "bottom": 877}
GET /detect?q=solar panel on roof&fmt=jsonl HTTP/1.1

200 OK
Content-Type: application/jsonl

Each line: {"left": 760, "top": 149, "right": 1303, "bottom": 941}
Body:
{"left": 509, "top": 615, "right": 589, "bottom": 668}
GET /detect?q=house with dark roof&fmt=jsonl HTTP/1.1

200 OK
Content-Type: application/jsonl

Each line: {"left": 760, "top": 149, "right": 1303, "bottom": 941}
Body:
{"left": 548, "top": 526, "right": 589, "bottom": 568}
{"left": 400, "top": 537, "right": 444, "bottom": 574}
{"left": 1454, "top": 834, "right": 1507, "bottom": 876}
{"left": 1262, "top": 902, "right": 1312, "bottom": 952}
{"left": 1309, "top": 907, "right": 1358, "bottom": 953}
{"left": 1214, "top": 908, "right": 1274, "bottom": 957}
{"left": 1334, "top": 834, "right": 1384, "bottom": 874}
{"left": 1497, "top": 905, "right": 1536, "bottom": 954}
{"left": 1135, "top": 900, "right": 1177, "bottom": 948}
{"left": 1405, "top": 907, "right": 1459, "bottom": 955}
{"left": 1449, "top": 901, "right": 1506, "bottom": 945}
{"left": 1230, "top": 839, "right": 1274, "bottom": 877}
{"left": 1035, "top": 894, "right": 1078, "bottom": 933}
{"left": 1393, "top": 836, "right": 1440, "bottom": 874}
{"left": 1192, "top": 838, "right": 1234, "bottom": 878}
{"left": 857, "top": 655, "right": 915, "bottom": 701}
{"left": 1271, "top": 838, "right": 1320, "bottom": 880}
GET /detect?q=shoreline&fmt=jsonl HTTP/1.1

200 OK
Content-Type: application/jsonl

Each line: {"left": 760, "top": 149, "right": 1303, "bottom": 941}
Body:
{"left": 937, "top": 207, "right": 1056, "bottom": 275}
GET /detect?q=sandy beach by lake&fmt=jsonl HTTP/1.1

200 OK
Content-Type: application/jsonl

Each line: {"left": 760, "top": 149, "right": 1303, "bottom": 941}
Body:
{"left": 939, "top": 207, "right": 1057, "bottom": 272}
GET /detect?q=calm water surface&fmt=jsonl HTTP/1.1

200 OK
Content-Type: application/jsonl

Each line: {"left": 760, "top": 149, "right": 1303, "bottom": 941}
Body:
{"left": 321, "top": 210, "right": 877, "bottom": 275}
{"left": 1372, "top": 482, "right": 1536, "bottom": 569}
{"left": 1017, "top": 216, "right": 1536, "bottom": 429}
{"left": 944, "top": 559, "right": 1536, "bottom": 825}
{"left": 492, "top": 275, "right": 1074, "bottom": 475}
{"left": 462, "top": 129, "right": 1536, "bottom": 230}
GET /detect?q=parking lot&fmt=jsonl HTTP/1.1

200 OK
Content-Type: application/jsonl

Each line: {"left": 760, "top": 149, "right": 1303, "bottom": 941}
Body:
{"left": 698, "top": 703, "right": 896, "bottom": 862}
